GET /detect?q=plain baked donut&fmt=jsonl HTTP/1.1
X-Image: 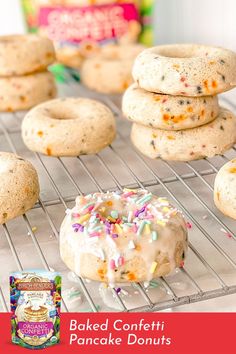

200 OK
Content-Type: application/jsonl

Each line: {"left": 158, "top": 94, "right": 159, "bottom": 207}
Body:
{"left": 122, "top": 84, "right": 219, "bottom": 130}
{"left": 214, "top": 159, "right": 236, "bottom": 220}
{"left": 0, "top": 71, "right": 57, "bottom": 112}
{"left": 0, "top": 152, "right": 39, "bottom": 224}
{"left": 21, "top": 97, "right": 116, "bottom": 157}
{"left": 132, "top": 44, "right": 236, "bottom": 96}
{"left": 60, "top": 189, "right": 188, "bottom": 283}
{"left": 131, "top": 108, "right": 236, "bottom": 161}
{"left": 0, "top": 34, "right": 55, "bottom": 76}
{"left": 81, "top": 44, "right": 145, "bottom": 93}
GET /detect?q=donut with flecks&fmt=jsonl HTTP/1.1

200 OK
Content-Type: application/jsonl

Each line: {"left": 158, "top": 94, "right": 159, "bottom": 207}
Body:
{"left": 21, "top": 97, "right": 116, "bottom": 157}
{"left": 0, "top": 152, "right": 39, "bottom": 224}
{"left": 214, "top": 159, "right": 236, "bottom": 220}
{"left": 132, "top": 44, "right": 236, "bottom": 96}
{"left": 0, "top": 71, "right": 56, "bottom": 112}
{"left": 81, "top": 44, "right": 145, "bottom": 94}
{"left": 131, "top": 108, "right": 236, "bottom": 161}
{"left": 0, "top": 34, "right": 55, "bottom": 76}
{"left": 122, "top": 83, "right": 219, "bottom": 130}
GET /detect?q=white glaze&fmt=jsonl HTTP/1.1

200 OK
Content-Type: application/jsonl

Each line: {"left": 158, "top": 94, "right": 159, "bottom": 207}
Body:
{"left": 60, "top": 189, "right": 188, "bottom": 283}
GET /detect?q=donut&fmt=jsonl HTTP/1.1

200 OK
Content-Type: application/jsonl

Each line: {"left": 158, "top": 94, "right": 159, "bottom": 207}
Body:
{"left": 131, "top": 108, "right": 236, "bottom": 161}
{"left": 0, "top": 34, "right": 55, "bottom": 76}
{"left": 55, "top": 47, "right": 83, "bottom": 69}
{"left": 132, "top": 44, "right": 236, "bottom": 96}
{"left": 60, "top": 189, "right": 188, "bottom": 283}
{"left": 0, "top": 71, "right": 57, "bottom": 112}
{"left": 81, "top": 44, "right": 145, "bottom": 93}
{"left": 122, "top": 84, "right": 219, "bottom": 130}
{"left": 0, "top": 152, "right": 39, "bottom": 224}
{"left": 214, "top": 159, "right": 236, "bottom": 220}
{"left": 21, "top": 97, "right": 116, "bottom": 157}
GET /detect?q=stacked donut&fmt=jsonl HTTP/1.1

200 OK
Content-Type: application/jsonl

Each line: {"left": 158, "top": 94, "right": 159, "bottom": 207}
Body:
{"left": 122, "top": 44, "right": 236, "bottom": 161}
{"left": 0, "top": 34, "right": 56, "bottom": 112}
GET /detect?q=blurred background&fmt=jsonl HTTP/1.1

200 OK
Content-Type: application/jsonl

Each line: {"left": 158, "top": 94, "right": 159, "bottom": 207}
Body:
{"left": 1, "top": 0, "right": 236, "bottom": 50}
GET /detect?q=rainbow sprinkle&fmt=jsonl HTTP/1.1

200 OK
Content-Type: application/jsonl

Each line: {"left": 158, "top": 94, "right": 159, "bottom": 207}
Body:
{"left": 110, "top": 259, "right": 116, "bottom": 270}
{"left": 150, "top": 261, "right": 158, "bottom": 274}
{"left": 152, "top": 231, "right": 158, "bottom": 240}
{"left": 69, "top": 189, "right": 185, "bottom": 274}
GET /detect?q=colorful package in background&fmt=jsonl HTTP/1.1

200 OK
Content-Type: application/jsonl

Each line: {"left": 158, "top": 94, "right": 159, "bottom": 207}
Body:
{"left": 21, "top": 0, "right": 154, "bottom": 71}
{"left": 10, "top": 270, "right": 61, "bottom": 349}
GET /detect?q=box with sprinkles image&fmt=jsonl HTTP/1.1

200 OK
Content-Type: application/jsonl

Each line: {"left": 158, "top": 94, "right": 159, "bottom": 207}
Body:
{"left": 10, "top": 270, "right": 61, "bottom": 349}
{"left": 0, "top": 0, "right": 235, "bottom": 328}
{"left": 21, "top": 0, "right": 155, "bottom": 88}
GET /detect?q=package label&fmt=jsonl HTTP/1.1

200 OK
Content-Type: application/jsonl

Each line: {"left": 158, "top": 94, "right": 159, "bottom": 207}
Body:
{"left": 39, "top": 3, "right": 139, "bottom": 43}
{"left": 10, "top": 270, "right": 61, "bottom": 349}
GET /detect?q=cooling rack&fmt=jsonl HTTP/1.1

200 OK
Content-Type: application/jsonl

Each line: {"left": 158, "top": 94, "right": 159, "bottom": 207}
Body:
{"left": 0, "top": 76, "right": 235, "bottom": 313}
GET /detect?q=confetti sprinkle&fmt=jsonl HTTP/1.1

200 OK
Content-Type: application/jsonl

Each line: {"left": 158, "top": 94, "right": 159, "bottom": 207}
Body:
{"left": 81, "top": 201, "right": 95, "bottom": 211}
{"left": 110, "top": 259, "right": 116, "bottom": 270}
{"left": 152, "top": 231, "right": 158, "bottom": 241}
{"left": 78, "top": 214, "right": 90, "bottom": 224}
{"left": 137, "top": 193, "right": 152, "bottom": 206}
{"left": 115, "top": 223, "right": 123, "bottom": 234}
{"left": 134, "top": 206, "right": 146, "bottom": 217}
{"left": 150, "top": 261, "right": 158, "bottom": 274}
{"left": 186, "top": 221, "right": 192, "bottom": 229}
{"left": 144, "top": 223, "right": 151, "bottom": 234}
{"left": 137, "top": 220, "right": 146, "bottom": 236}
{"left": 220, "top": 228, "right": 233, "bottom": 239}
{"left": 111, "top": 210, "right": 119, "bottom": 219}
{"left": 149, "top": 280, "right": 160, "bottom": 288}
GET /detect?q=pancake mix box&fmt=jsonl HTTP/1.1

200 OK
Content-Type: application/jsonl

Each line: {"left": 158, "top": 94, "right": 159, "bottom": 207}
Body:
{"left": 21, "top": 0, "right": 154, "bottom": 68}
{"left": 10, "top": 270, "right": 61, "bottom": 349}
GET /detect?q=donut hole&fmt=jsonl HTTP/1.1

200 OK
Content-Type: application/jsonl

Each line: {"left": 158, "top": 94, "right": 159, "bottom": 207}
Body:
{"left": 155, "top": 45, "right": 216, "bottom": 59}
{"left": 100, "top": 44, "right": 145, "bottom": 61}
{"left": 46, "top": 107, "right": 79, "bottom": 121}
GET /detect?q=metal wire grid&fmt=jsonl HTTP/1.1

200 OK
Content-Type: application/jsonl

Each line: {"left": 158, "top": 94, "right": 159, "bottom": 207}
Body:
{"left": 0, "top": 79, "right": 236, "bottom": 313}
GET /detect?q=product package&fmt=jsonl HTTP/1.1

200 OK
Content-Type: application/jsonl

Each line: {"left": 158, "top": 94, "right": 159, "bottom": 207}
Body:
{"left": 21, "top": 0, "right": 154, "bottom": 69}
{"left": 10, "top": 270, "right": 61, "bottom": 349}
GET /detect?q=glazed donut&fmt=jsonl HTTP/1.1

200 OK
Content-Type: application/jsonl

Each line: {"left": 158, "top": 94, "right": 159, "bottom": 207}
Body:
{"left": 60, "top": 189, "right": 188, "bottom": 283}
{"left": 0, "top": 34, "right": 55, "bottom": 76}
{"left": 21, "top": 97, "right": 116, "bottom": 157}
{"left": 132, "top": 44, "right": 236, "bottom": 96}
{"left": 0, "top": 71, "right": 57, "bottom": 112}
{"left": 131, "top": 108, "right": 236, "bottom": 161}
{"left": 81, "top": 44, "right": 145, "bottom": 93}
{"left": 214, "top": 159, "right": 236, "bottom": 220}
{"left": 0, "top": 152, "right": 39, "bottom": 224}
{"left": 122, "top": 84, "right": 219, "bottom": 130}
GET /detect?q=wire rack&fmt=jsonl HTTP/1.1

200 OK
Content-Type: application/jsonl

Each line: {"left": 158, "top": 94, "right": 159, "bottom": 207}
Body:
{"left": 0, "top": 76, "right": 236, "bottom": 313}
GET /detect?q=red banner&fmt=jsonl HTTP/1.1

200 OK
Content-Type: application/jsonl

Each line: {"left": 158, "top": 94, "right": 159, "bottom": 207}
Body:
{"left": 0, "top": 312, "right": 235, "bottom": 353}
